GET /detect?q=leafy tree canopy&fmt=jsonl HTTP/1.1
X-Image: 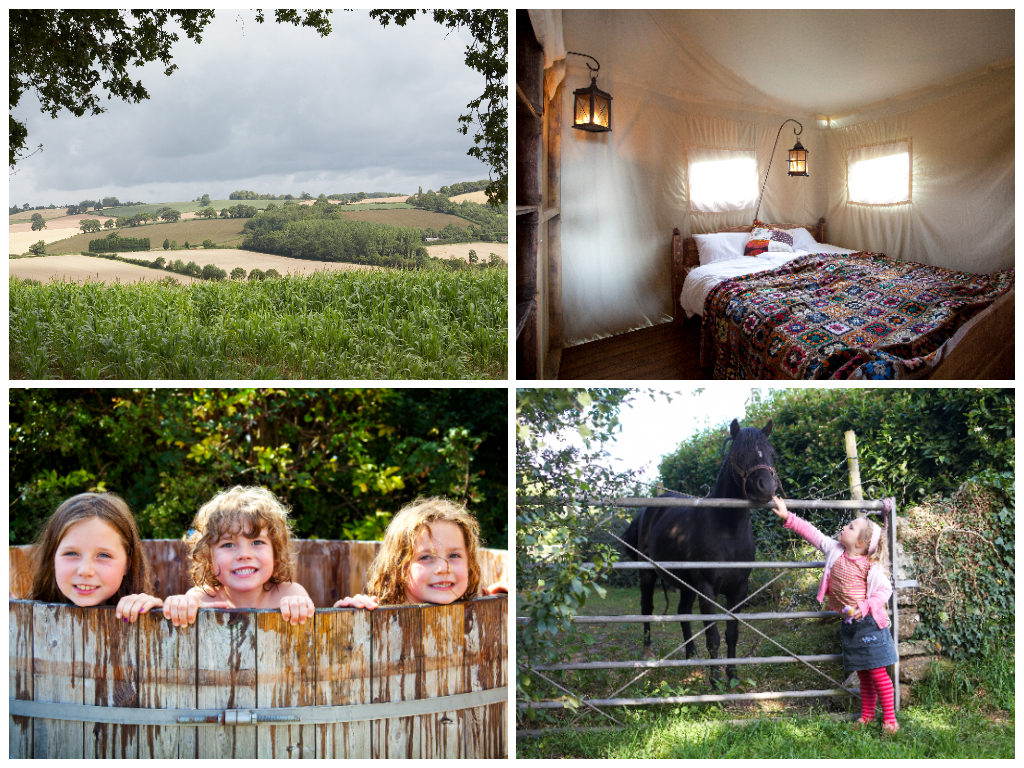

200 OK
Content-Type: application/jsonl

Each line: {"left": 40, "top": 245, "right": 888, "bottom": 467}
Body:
{"left": 10, "top": 388, "right": 507, "bottom": 549}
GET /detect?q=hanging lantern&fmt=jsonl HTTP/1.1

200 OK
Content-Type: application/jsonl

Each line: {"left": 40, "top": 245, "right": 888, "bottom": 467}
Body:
{"left": 568, "top": 51, "right": 612, "bottom": 133}
{"left": 788, "top": 138, "right": 809, "bottom": 177}
{"left": 753, "top": 118, "right": 808, "bottom": 221}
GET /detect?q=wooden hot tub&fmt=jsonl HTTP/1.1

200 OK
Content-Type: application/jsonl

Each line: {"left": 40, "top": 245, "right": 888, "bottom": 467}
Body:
{"left": 9, "top": 539, "right": 507, "bottom": 759}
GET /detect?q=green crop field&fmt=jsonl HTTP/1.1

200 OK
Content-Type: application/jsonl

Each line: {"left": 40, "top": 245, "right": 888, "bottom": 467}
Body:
{"left": 10, "top": 269, "right": 507, "bottom": 380}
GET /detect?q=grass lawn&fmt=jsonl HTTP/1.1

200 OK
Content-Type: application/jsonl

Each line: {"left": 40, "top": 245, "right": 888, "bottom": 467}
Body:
{"left": 517, "top": 582, "right": 1014, "bottom": 758}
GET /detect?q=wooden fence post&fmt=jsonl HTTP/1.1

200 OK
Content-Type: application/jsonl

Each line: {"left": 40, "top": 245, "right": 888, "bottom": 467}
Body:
{"left": 845, "top": 430, "right": 863, "bottom": 501}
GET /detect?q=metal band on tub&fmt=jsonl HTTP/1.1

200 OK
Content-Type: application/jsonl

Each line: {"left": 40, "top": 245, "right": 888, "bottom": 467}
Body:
{"left": 9, "top": 685, "right": 507, "bottom": 726}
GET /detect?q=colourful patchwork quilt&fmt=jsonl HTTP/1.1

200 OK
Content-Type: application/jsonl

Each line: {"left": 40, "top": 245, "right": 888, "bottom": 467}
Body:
{"left": 700, "top": 252, "right": 1014, "bottom": 379}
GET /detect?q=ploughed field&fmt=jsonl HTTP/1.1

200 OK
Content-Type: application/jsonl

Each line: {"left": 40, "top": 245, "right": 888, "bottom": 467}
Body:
{"left": 10, "top": 269, "right": 507, "bottom": 380}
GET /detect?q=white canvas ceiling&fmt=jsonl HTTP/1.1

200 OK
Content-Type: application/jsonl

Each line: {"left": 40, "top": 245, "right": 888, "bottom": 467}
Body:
{"left": 546, "top": 9, "right": 1014, "bottom": 346}
{"left": 644, "top": 10, "right": 1013, "bottom": 118}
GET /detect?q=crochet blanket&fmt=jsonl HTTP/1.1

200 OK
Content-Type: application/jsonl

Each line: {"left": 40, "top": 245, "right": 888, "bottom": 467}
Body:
{"left": 700, "top": 252, "right": 1014, "bottom": 379}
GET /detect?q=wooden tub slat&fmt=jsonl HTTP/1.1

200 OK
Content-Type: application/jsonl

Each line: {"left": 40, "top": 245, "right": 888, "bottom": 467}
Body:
{"left": 315, "top": 609, "right": 372, "bottom": 758}
{"left": 9, "top": 602, "right": 34, "bottom": 757}
{"left": 8, "top": 546, "right": 33, "bottom": 601}
{"left": 256, "top": 612, "right": 317, "bottom": 758}
{"left": 462, "top": 596, "right": 508, "bottom": 758}
{"left": 197, "top": 611, "right": 256, "bottom": 758}
{"left": 420, "top": 603, "right": 465, "bottom": 758}
{"left": 138, "top": 612, "right": 197, "bottom": 758}
{"left": 32, "top": 603, "right": 85, "bottom": 758}
{"left": 84, "top": 608, "right": 139, "bottom": 757}
{"left": 371, "top": 605, "right": 422, "bottom": 758}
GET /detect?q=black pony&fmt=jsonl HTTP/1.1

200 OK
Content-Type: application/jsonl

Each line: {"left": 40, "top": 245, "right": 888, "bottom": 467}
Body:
{"left": 621, "top": 418, "right": 780, "bottom": 683}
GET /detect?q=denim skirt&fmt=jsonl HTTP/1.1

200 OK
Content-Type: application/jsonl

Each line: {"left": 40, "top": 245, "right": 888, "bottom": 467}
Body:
{"left": 839, "top": 614, "right": 899, "bottom": 673}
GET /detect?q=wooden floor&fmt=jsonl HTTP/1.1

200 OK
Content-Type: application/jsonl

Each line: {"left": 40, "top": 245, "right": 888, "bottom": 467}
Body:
{"left": 556, "top": 318, "right": 711, "bottom": 380}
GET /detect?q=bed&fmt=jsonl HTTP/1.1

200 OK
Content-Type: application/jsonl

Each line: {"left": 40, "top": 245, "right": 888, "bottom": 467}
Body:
{"left": 670, "top": 219, "right": 1014, "bottom": 379}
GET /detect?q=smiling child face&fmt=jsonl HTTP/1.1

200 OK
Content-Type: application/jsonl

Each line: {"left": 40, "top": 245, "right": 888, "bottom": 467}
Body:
{"left": 404, "top": 521, "right": 469, "bottom": 605}
{"left": 212, "top": 526, "right": 275, "bottom": 597}
{"left": 53, "top": 516, "right": 129, "bottom": 606}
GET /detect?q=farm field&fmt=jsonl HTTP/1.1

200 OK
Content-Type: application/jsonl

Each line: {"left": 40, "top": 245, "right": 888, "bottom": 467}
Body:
{"left": 10, "top": 226, "right": 84, "bottom": 252}
{"left": 425, "top": 242, "right": 508, "bottom": 263}
{"left": 10, "top": 251, "right": 375, "bottom": 284}
{"left": 41, "top": 219, "right": 247, "bottom": 255}
{"left": 9, "top": 255, "right": 199, "bottom": 284}
{"left": 450, "top": 190, "right": 489, "bottom": 204}
{"left": 10, "top": 269, "right": 507, "bottom": 380}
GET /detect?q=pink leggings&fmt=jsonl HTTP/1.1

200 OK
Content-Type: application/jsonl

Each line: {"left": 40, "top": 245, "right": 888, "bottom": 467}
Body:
{"left": 857, "top": 667, "right": 896, "bottom": 725}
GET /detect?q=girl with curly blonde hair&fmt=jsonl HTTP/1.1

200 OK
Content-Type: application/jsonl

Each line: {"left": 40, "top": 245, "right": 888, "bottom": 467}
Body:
{"left": 163, "top": 486, "right": 314, "bottom": 626}
{"left": 334, "top": 497, "right": 506, "bottom": 609}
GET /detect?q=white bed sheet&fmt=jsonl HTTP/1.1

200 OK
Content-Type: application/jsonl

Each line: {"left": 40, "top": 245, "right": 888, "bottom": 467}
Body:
{"left": 679, "top": 244, "right": 859, "bottom": 318}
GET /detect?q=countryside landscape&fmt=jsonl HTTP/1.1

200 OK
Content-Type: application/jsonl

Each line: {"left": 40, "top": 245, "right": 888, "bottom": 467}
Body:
{"left": 9, "top": 183, "right": 508, "bottom": 379}
{"left": 9, "top": 9, "right": 508, "bottom": 381}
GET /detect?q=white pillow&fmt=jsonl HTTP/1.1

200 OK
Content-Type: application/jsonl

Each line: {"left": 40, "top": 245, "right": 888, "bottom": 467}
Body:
{"left": 786, "top": 227, "right": 818, "bottom": 251}
{"left": 694, "top": 232, "right": 749, "bottom": 265}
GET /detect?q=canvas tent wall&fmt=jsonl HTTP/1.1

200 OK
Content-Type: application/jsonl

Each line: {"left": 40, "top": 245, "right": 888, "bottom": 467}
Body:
{"left": 532, "top": 9, "right": 1014, "bottom": 347}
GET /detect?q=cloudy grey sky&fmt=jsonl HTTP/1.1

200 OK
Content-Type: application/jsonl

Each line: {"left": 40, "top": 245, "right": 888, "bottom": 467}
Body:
{"left": 9, "top": 10, "right": 493, "bottom": 207}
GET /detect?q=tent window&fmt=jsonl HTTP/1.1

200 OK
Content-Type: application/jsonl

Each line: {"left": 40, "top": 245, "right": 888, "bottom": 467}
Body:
{"left": 848, "top": 140, "right": 911, "bottom": 205}
{"left": 688, "top": 150, "right": 758, "bottom": 213}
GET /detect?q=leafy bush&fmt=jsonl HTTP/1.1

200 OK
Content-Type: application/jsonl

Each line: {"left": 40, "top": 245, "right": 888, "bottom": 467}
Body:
{"left": 901, "top": 473, "right": 1013, "bottom": 659}
{"left": 659, "top": 389, "right": 1013, "bottom": 556}
{"left": 10, "top": 389, "right": 507, "bottom": 548}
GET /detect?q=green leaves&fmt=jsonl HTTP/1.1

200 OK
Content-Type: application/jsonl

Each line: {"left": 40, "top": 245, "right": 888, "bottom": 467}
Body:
{"left": 10, "top": 388, "right": 507, "bottom": 547}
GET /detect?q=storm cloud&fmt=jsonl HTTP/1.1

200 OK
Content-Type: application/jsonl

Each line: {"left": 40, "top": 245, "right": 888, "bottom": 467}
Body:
{"left": 9, "top": 11, "right": 492, "bottom": 207}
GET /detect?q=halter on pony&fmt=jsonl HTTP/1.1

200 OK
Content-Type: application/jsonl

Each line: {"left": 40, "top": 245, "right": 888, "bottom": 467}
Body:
{"left": 721, "top": 432, "right": 783, "bottom": 498}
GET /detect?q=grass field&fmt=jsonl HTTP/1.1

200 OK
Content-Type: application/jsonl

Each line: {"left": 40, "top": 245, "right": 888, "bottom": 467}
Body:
{"left": 45, "top": 219, "right": 248, "bottom": 254}
{"left": 10, "top": 269, "right": 506, "bottom": 380}
{"left": 517, "top": 583, "right": 1014, "bottom": 758}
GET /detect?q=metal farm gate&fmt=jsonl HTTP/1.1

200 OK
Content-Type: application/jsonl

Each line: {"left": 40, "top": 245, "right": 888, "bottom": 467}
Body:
{"left": 518, "top": 496, "right": 900, "bottom": 725}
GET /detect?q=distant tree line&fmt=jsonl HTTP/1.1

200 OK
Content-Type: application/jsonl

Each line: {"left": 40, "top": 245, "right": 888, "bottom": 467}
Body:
{"left": 406, "top": 190, "right": 507, "bottom": 242}
{"left": 10, "top": 199, "right": 145, "bottom": 215}
{"left": 437, "top": 179, "right": 490, "bottom": 197}
{"left": 229, "top": 190, "right": 405, "bottom": 202}
{"left": 83, "top": 251, "right": 280, "bottom": 283}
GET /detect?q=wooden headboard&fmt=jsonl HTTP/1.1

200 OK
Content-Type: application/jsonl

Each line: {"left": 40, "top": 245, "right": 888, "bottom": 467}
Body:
{"left": 671, "top": 217, "right": 827, "bottom": 322}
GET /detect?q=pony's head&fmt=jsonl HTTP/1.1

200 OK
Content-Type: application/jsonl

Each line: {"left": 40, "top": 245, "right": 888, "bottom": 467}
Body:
{"left": 723, "top": 419, "right": 780, "bottom": 504}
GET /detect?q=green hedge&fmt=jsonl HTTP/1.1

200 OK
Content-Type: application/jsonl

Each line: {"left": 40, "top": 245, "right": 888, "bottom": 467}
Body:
{"left": 89, "top": 234, "right": 150, "bottom": 252}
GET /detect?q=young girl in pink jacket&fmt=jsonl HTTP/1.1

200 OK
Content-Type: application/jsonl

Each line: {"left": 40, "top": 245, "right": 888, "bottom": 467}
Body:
{"left": 772, "top": 495, "right": 899, "bottom": 734}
